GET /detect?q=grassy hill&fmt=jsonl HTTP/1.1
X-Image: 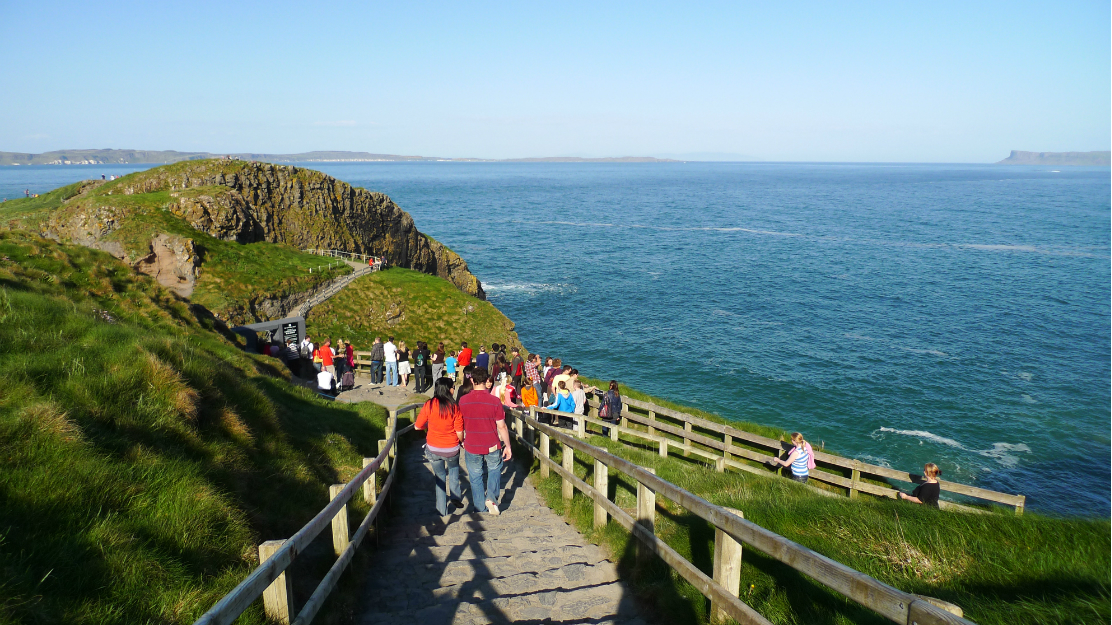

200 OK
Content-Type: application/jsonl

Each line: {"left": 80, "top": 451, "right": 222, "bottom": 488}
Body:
{"left": 0, "top": 230, "right": 386, "bottom": 624}
{"left": 526, "top": 401, "right": 1110, "bottom": 625}
{"left": 306, "top": 266, "right": 522, "bottom": 352}
{"left": 0, "top": 171, "right": 353, "bottom": 325}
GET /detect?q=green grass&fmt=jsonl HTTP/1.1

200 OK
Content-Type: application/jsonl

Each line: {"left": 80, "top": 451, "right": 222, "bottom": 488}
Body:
{"left": 0, "top": 230, "right": 388, "bottom": 624}
{"left": 0, "top": 181, "right": 88, "bottom": 227}
{"left": 306, "top": 266, "right": 521, "bottom": 352}
{"left": 520, "top": 429, "right": 1109, "bottom": 625}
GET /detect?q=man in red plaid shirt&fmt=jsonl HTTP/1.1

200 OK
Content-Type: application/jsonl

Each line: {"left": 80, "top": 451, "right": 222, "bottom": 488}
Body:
{"left": 524, "top": 354, "right": 543, "bottom": 406}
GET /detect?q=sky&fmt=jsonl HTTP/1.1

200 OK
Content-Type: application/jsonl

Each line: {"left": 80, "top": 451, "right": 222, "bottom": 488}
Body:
{"left": 1, "top": 1, "right": 1108, "bottom": 162}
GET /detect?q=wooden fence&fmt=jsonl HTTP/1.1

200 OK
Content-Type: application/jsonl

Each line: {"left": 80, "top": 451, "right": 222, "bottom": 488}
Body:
{"left": 510, "top": 406, "right": 973, "bottom": 625}
{"left": 192, "top": 402, "right": 422, "bottom": 625}
{"left": 569, "top": 395, "right": 1024, "bottom": 514}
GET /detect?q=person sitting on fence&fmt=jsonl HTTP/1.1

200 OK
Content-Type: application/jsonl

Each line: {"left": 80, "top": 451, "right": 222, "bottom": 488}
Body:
{"left": 898, "top": 463, "right": 942, "bottom": 508}
{"left": 545, "top": 380, "right": 577, "bottom": 428}
{"left": 767, "top": 432, "right": 814, "bottom": 484}
{"left": 415, "top": 377, "right": 465, "bottom": 516}
{"left": 316, "top": 368, "right": 337, "bottom": 397}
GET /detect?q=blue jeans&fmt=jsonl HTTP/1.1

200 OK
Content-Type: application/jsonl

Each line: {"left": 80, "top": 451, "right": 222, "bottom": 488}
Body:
{"left": 371, "top": 360, "right": 383, "bottom": 384}
{"left": 385, "top": 361, "right": 398, "bottom": 386}
{"left": 424, "top": 449, "right": 461, "bottom": 516}
{"left": 465, "top": 450, "right": 503, "bottom": 512}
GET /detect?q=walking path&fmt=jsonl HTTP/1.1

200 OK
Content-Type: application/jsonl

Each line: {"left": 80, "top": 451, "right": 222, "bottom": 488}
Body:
{"left": 295, "top": 260, "right": 377, "bottom": 317}
{"left": 355, "top": 436, "right": 649, "bottom": 625}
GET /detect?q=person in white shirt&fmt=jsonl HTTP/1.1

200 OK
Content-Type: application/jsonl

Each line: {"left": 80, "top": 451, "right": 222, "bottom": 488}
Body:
{"left": 299, "top": 336, "right": 315, "bottom": 378}
{"left": 317, "top": 369, "right": 336, "bottom": 396}
{"left": 383, "top": 337, "right": 399, "bottom": 386}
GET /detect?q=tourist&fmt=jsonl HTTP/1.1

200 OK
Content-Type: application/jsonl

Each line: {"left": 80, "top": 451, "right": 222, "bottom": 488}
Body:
{"left": 475, "top": 345, "right": 489, "bottom": 372}
{"left": 312, "top": 342, "right": 324, "bottom": 373}
{"left": 299, "top": 335, "right": 315, "bottom": 378}
{"left": 543, "top": 359, "right": 562, "bottom": 398}
{"left": 510, "top": 348, "right": 524, "bottom": 388}
{"left": 899, "top": 463, "right": 942, "bottom": 508}
{"left": 397, "top": 341, "right": 412, "bottom": 388}
{"left": 282, "top": 340, "right": 299, "bottom": 375}
{"left": 524, "top": 354, "right": 543, "bottom": 405}
{"left": 455, "top": 372, "right": 474, "bottom": 402}
{"left": 542, "top": 356, "right": 554, "bottom": 379}
{"left": 545, "top": 381, "right": 577, "bottom": 427}
{"left": 458, "top": 341, "right": 472, "bottom": 369}
{"left": 414, "top": 341, "right": 431, "bottom": 392}
{"left": 571, "top": 380, "right": 589, "bottom": 416}
{"left": 344, "top": 339, "right": 355, "bottom": 371}
{"left": 431, "top": 342, "right": 446, "bottom": 383}
{"left": 600, "top": 380, "right": 623, "bottom": 434}
{"left": 551, "top": 365, "right": 573, "bottom": 396}
{"left": 459, "top": 368, "right": 513, "bottom": 514}
{"left": 316, "top": 367, "right": 337, "bottom": 397}
{"left": 445, "top": 350, "right": 458, "bottom": 383}
{"left": 415, "top": 378, "right": 464, "bottom": 516}
{"left": 492, "top": 373, "right": 517, "bottom": 409}
{"left": 491, "top": 352, "right": 505, "bottom": 381}
{"left": 321, "top": 339, "right": 335, "bottom": 377}
{"left": 767, "top": 432, "right": 814, "bottom": 484}
{"left": 383, "top": 336, "right": 398, "bottom": 386}
{"left": 369, "top": 337, "right": 384, "bottom": 384}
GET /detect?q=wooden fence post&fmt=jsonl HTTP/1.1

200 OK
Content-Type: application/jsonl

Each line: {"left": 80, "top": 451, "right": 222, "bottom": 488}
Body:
{"left": 621, "top": 404, "right": 629, "bottom": 429}
{"left": 540, "top": 431, "right": 551, "bottom": 478}
{"left": 849, "top": 460, "right": 861, "bottom": 500}
{"left": 683, "top": 421, "right": 693, "bottom": 457}
{"left": 636, "top": 468, "right": 657, "bottom": 565}
{"left": 329, "top": 485, "right": 350, "bottom": 557}
{"left": 593, "top": 459, "right": 609, "bottom": 529}
{"left": 363, "top": 458, "right": 377, "bottom": 506}
{"left": 577, "top": 415, "right": 586, "bottom": 439}
{"left": 258, "top": 540, "right": 294, "bottom": 624}
{"left": 1015, "top": 496, "right": 1026, "bottom": 516}
{"left": 377, "top": 440, "right": 389, "bottom": 473}
{"left": 610, "top": 419, "right": 619, "bottom": 442}
{"left": 562, "top": 443, "right": 575, "bottom": 500}
{"left": 711, "top": 508, "right": 744, "bottom": 624}
{"left": 647, "top": 410, "right": 656, "bottom": 437}
{"left": 723, "top": 433, "right": 733, "bottom": 465}
{"left": 658, "top": 438, "right": 669, "bottom": 458}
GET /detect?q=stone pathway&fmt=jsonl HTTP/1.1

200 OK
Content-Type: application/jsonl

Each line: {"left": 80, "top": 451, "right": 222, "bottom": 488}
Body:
{"left": 355, "top": 436, "right": 648, "bottom": 625}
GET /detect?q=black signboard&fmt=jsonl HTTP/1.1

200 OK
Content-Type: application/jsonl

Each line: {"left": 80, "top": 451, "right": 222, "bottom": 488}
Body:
{"left": 282, "top": 321, "right": 299, "bottom": 345}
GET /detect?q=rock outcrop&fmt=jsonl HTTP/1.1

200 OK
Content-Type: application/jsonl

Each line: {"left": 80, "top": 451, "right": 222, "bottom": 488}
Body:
{"left": 108, "top": 160, "right": 485, "bottom": 298}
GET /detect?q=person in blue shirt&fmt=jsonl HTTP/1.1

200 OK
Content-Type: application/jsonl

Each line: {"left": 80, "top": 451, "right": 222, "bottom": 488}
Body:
{"left": 445, "top": 351, "right": 458, "bottom": 382}
{"left": 545, "top": 380, "right": 577, "bottom": 428}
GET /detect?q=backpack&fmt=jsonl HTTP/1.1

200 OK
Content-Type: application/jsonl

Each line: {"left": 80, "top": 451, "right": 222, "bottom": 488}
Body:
{"left": 521, "top": 385, "right": 538, "bottom": 407}
{"left": 299, "top": 342, "right": 312, "bottom": 359}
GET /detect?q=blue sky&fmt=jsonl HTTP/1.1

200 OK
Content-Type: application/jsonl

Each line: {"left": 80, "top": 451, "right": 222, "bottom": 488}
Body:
{"left": 1, "top": 1, "right": 1108, "bottom": 161}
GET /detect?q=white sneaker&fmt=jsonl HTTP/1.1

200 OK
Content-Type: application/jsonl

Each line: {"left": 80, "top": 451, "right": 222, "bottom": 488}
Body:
{"left": 485, "top": 500, "right": 500, "bottom": 516}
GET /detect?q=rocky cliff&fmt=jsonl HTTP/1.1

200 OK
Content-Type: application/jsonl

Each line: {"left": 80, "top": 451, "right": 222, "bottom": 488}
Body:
{"left": 42, "top": 159, "right": 484, "bottom": 299}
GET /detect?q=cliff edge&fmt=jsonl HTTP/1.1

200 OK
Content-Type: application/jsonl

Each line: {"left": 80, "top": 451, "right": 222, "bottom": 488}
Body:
{"left": 41, "top": 159, "right": 485, "bottom": 299}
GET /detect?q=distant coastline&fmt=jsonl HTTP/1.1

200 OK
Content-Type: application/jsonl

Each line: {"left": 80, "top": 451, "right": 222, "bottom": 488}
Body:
{"left": 0, "top": 149, "right": 679, "bottom": 166}
{"left": 996, "top": 150, "right": 1111, "bottom": 166}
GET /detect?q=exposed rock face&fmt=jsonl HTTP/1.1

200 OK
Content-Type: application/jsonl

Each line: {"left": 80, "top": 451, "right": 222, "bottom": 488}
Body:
{"left": 114, "top": 161, "right": 485, "bottom": 298}
{"left": 133, "top": 234, "right": 201, "bottom": 298}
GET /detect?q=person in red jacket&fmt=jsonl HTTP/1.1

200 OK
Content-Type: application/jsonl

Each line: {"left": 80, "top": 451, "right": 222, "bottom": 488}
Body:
{"left": 458, "top": 341, "right": 473, "bottom": 368}
{"left": 415, "top": 378, "right": 465, "bottom": 516}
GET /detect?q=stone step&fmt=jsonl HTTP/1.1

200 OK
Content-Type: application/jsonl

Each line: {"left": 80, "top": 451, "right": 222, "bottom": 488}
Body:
{"left": 358, "top": 579, "right": 644, "bottom": 625}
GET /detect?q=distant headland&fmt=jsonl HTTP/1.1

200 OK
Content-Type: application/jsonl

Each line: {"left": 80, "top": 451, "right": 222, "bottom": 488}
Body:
{"left": 996, "top": 150, "right": 1111, "bottom": 166}
{"left": 0, "top": 149, "right": 678, "bottom": 165}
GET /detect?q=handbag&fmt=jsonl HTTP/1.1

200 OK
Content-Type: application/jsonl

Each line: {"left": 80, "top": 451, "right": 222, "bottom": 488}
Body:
{"left": 598, "top": 398, "right": 611, "bottom": 419}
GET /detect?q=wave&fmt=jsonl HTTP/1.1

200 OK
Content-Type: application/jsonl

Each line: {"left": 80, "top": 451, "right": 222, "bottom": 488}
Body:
{"left": 483, "top": 282, "right": 578, "bottom": 296}
{"left": 872, "top": 427, "right": 1032, "bottom": 469}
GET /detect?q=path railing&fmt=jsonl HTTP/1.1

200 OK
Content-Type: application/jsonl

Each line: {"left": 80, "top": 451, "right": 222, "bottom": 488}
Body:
{"left": 303, "top": 248, "right": 385, "bottom": 270}
{"left": 508, "top": 406, "right": 973, "bottom": 625}
{"left": 192, "top": 402, "right": 423, "bottom": 625}
{"left": 569, "top": 395, "right": 1024, "bottom": 514}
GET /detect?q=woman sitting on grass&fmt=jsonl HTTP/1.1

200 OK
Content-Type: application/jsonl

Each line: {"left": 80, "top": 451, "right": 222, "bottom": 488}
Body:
{"left": 899, "top": 463, "right": 942, "bottom": 508}
{"left": 415, "top": 378, "right": 464, "bottom": 516}
{"left": 768, "top": 432, "right": 814, "bottom": 484}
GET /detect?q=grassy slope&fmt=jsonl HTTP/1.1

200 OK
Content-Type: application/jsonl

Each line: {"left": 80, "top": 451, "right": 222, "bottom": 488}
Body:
{"left": 0, "top": 230, "right": 385, "bottom": 625}
{"left": 306, "top": 266, "right": 521, "bottom": 352}
{"left": 0, "top": 174, "right": 352, "bottom": 325}
{"left": 521, "top": 419, "right": 1109, "bottom": 625}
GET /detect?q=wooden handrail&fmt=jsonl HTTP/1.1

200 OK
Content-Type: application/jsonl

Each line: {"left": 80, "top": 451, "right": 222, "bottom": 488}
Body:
{"left": 591, "top": 396, "right": 1024, "bottom": 513}
{"left": 192, "top": 404, "right": 420, "bottom": 625}
{"left": 509, "top": 408, "right": 973, "bottom": 625}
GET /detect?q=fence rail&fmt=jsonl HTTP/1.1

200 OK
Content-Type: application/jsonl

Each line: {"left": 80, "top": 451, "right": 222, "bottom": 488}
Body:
{"left": 192, "top": 402, "right": 423, "bottom": 625}
{"left": 303, "top": 248, "right": 386, "bottom": 269}
{"left": 568, "top": 395, "right": 1024, "bottom": 514}
{"left": 510, "top": 406, "right": 972, "bottom": 625}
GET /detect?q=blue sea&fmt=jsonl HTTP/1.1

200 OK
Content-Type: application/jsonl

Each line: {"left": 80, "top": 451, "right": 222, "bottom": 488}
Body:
{"left": 4, "top": 162, "right": 1109, "bottom": 515}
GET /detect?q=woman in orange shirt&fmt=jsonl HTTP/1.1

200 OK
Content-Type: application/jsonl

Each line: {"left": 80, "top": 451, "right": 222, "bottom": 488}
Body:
{"left": 415, "top": 378, "right": 465, "bottom": 516}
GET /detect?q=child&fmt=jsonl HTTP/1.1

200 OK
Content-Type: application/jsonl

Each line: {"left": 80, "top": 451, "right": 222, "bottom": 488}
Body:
{"left": 445, "top": 350, "right": 458, "bottom": 382}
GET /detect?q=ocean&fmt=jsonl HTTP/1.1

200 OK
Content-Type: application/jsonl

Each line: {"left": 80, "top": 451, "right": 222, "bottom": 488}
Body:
{"left": 3, "top": 162, "right": 1108, "bottom": 515}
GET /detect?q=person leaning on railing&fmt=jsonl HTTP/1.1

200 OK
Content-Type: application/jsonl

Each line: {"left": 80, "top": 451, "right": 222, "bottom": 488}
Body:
{"left": 898, "top": 463, "right": 942, "bottom": 508}
{"left": 767, "top": 432, "right": 815, "bottom": 483}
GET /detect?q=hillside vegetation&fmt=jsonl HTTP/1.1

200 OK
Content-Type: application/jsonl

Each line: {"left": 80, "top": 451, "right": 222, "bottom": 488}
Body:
{"left": 0, "top": 230, "right": 387, "bottom": 624}
{"left": 306, "top": 266, "right": 522, "bottom": 352}
{"left": 524, "top": 400, "right": 1110, "bottom": 625}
